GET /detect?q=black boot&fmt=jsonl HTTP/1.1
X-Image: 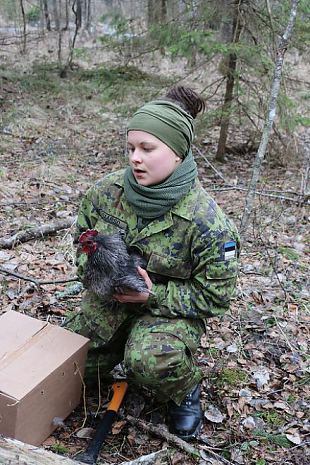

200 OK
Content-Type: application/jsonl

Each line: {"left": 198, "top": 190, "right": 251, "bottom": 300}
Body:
{"left": 168, "top": 384, "right": 202, "bottom": 441}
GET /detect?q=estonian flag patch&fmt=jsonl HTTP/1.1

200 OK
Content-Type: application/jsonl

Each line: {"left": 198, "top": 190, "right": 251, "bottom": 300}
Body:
{"left": 224, "top": 241, "right": 237, "bottom": 260}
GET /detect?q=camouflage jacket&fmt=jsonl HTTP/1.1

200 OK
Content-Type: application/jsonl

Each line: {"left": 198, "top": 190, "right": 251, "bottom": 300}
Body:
{"left": 76, "top": 170, "right": 240, "bottom": 320}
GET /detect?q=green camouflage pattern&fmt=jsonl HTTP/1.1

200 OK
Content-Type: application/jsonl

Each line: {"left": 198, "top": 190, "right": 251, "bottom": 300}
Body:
{"left": 69, "top": 169, "right": 240, "bottom": 403}
{"left": 66, "top": 309, "right": 203, "bottom": 404}
{"left": 124, "top": 314, "right": 204, "bottom": 403}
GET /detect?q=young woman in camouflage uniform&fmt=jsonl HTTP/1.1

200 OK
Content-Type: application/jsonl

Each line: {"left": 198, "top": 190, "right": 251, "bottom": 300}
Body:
{"left": 69, "top": 86, "right": 240, "bottom": 440}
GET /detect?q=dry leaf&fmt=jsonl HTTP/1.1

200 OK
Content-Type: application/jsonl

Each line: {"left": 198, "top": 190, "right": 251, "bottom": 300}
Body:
{"left": 76, "top": 427, "right": 94, "bottom": 439}
{"left": 287, "top": 303, "right": 299, "bottom": 312}
{"left": 226, "top": 342, "right": 238, "bottom": 353}
{"left": 171, "top": 451, "right": 186, "bottom": 465}
{"left": 42, "top": 436, "right": 57, "bottom": 446}
{"left": 111, "top": 420, "right": 127, "bottom": 435}
{"left": 127, "top": 430, "right": 136, "bottom": 446}
{"left": 252, "top": 366, "right": 270, "bottom": 389}
{"left": 285, "top": 433, "right": 301, "bottom": 445}
{"left": 204, "top": 404, "right": 225, "bottom": 423}
{"left": 241, "top": 416, "right": 256, "bottom": 429}
{"left": 274, "top": 401, "right": 291, "bottom": 413}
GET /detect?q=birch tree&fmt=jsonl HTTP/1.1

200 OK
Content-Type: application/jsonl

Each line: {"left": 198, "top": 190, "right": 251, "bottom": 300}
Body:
{"left": 240, "top": 0, "right": 300, "bottom": 235}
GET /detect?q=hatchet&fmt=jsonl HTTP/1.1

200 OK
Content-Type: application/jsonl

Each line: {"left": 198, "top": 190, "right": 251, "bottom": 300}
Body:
{"left": 75, "top": 380, "right": 128, "bottom": 464}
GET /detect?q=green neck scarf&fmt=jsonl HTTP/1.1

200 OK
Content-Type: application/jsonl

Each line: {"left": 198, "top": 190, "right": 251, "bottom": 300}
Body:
{"left": 123, "top": 150, "right": 198, "bottom": 219}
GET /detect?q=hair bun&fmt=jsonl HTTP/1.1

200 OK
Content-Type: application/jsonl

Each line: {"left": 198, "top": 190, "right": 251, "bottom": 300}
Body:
{"left": 164, "top": 85, "right": 205, "bottom": 119}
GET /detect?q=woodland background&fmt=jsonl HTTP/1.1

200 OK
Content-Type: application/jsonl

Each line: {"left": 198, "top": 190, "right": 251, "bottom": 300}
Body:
{"left": 0, "top": 1, "right": 309, "bottom": 464}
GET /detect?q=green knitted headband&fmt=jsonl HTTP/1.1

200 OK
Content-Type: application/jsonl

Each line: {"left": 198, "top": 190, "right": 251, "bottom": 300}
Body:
{"left": 127, "top": 100, "right": 194, "bottom": 158}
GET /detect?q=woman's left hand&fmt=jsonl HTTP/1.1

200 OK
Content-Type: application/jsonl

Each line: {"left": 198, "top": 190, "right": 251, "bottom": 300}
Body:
{"left": 113, "top": 266, "right": 153, "bottom": 304}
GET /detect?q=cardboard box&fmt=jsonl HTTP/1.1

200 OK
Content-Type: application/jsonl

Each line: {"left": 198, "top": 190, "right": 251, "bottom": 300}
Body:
{"left": 0, "top": 311, "right": 89, "bottom": 445}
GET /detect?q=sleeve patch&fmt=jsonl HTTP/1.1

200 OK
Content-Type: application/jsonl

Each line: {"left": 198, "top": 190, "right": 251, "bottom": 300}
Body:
{"left": 224, "top": 241, "right": 236, "bottom": 260}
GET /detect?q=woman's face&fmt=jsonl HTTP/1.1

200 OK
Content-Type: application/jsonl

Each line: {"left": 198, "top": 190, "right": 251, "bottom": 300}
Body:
{"left": 127, "top": 131, "right": 181, "bottom": 186}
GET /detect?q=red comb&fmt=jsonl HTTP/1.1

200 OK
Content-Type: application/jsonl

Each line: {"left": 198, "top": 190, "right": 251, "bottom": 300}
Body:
{"left": 79, "top": 229, "right": 98, "bottom": 243}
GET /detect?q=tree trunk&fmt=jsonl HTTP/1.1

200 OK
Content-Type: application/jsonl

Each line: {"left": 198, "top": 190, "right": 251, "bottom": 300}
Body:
{"left": 43, "top": 0, "right": 51, "bottom": 31}
{"left": 85, "top": 0, "right": 92, "bottom": 31}
{"left": 19, "top": 0, "right": 27, "bottom": 53}
{"left": 147, "top": 0, "right": 167, "bottom": 54}
{"left": 57, "top": 0, "right": 63, "bottom": 71}
{"left": 215, "top": 0, "right": 243, "bottom": 162}
{"left": 63, "top": 0, "right": 69, "bottom": 30}
{"left": 59, "top": 0, "right": 82, "bottom": 77}
{"left": 147, "top": 0, "right": 167, "bottom": 26}
{"left": 52, "top": 0, "right": 60, "bottom": 31}
{"left": 75, "top": 0, "right": 82, "bottom": 29}
{"left": 240, "top": 0, "right": 300, "bottom": 234}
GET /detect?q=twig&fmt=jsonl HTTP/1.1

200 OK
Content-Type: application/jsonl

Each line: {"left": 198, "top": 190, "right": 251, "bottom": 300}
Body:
{"left": 0, "top": 217, "right": 77, "bottom": 249}
{"left": 118, "top": 449, "right": 169, "bottom": 465}
{"left": 210, "top": 186, "right": 308, "bottom": 204}
{"left": 0, "top": 266, "right": 79, "bottom": 286}
{"left": 121, "top": 414, "right": 199, "bottom": 458}
{"left": 75, "top": 364, "right": 88, "bottom": 430}
{"left": 274, "top": 314, "right": 299, "bottom": 352}
{"left": 201, "top": 77, "right": 226, "bottom": 100}
{"left": 193, "top": 145, "right": 229, "bottom": 184}
{"left": 200, "top": 77, "right": 226, "bottom": 94}
{"left": 193, "top": 146, "right": 308, "bottom": 204}
{"left": 121, "top": 414, "right": 233, "bottom": 464}
{"left": 0, "top": 195, "right": 79, "bottom": 207}
{"left": 95, "top": 360, "right": 102, "bottom": 419}
{"left": 199, "top": 444, "right": 235, "bottom": 465}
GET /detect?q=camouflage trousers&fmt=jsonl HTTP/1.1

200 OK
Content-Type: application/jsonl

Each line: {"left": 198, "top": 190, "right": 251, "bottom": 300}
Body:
{"left": 66, "top": 292, "right": 204, "bottom": 405}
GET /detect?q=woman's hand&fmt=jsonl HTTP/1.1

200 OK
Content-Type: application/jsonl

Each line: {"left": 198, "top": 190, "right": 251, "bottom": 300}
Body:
{"left": 113, "top": 267, "right": 153, "bottom": 304}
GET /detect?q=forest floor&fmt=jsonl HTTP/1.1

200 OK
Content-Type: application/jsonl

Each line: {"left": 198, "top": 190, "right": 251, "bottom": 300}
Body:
{"left": 0, "top": 31, "right": 309, "bottom": 465}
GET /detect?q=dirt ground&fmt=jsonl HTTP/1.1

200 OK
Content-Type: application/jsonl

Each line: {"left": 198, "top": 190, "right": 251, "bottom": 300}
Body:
{"left": 0, "top": 30, "right": 309, "bottom": 465}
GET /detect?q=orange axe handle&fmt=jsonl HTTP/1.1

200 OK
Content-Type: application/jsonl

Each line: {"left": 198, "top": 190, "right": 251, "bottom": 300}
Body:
{"left": 75, "top": 380, "right": 128, "bottom": 464}
{"left": 107, "top": 381, "right": 128, "bottom": 412}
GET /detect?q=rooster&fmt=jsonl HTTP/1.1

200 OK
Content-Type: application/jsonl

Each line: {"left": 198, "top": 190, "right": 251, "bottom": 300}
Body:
{"left": 78, "top": 229, "right": 149, "bottom": 300}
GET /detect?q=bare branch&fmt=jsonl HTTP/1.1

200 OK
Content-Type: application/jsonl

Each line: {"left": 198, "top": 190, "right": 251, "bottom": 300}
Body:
{"left": 0, "top": 217, "right": 77, "bottom": 249}
{"left": 193, "top": 145, "right": 229, "bottom": 184}
{"left": 121, "top": 414, "right": 234, "bottom": 465}
{"left": 241, "top": 0, "right": 300, "bottom": 234}
{"left": 0, "top": 266, "right": 79, "bottom": 286}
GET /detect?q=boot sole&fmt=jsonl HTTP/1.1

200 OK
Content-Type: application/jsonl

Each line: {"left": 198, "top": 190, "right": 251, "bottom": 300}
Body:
{"left": 174, "top": 419, "right": 203, "bottom": 442}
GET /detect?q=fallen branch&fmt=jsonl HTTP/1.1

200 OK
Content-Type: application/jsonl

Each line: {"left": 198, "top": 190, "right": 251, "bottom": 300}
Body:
{"left": 0, "top": 436, "right": 88, "bottom": 465}
{"left": 0, "top": 266, "right": 79, "bottom": 286}
{"left": 193, "top": 146, "right": 309, "bottom": 205}
{"left": 121, "top": 414, "right": 198, "bottom": 458}
{"left": 0, "top": 195, "right": 79, "bottom": 207}
{"left": 0, "top": 217, "right": 77, "bottom": 249}
{"left": 210, "top": 186, "right": 308, "bottom": 204}
{"left": 0, "top": 436, "right": 168, "bottom": 465}
{"left": 121, "top": 414, "right": 233, "bottom": 465}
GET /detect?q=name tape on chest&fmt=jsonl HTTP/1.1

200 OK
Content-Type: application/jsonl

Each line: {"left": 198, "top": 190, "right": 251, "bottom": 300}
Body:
{"left": 224, "top": 241, "right": 237, "bottom": 260}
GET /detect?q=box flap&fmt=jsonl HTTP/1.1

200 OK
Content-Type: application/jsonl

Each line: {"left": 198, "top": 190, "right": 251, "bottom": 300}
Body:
{"left": 0, "top": 311, "right": 47, "bottom": 360}
{"left": 0, "top": 311, "right": 89, "bottom": 400}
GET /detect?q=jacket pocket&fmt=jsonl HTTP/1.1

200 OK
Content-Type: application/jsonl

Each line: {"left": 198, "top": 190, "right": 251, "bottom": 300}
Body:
{"left": 205, "top": 258, "right": 238, "bottom": 280}
{"left": 147, "top": 253, "right": 192, "bottom": 279}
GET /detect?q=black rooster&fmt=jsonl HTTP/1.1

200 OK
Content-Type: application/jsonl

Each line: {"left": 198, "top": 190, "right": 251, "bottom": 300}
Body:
{"left": 78, "top": 229, "right": 149, "bottom": 300}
